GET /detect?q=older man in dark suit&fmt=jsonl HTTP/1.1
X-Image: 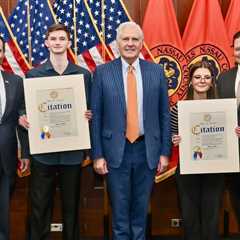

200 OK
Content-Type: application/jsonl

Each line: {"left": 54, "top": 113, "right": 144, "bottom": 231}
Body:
{"left": 0, "top": 36, "right": 29, "bottom": 240}
{"left": 91, "top": 21, "right": 171, "bottom": 240}
{"left": 217, "top": 31, "right": 240, "bottom": 228}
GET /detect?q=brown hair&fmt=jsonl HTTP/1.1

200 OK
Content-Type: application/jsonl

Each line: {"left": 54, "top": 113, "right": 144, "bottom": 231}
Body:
{"left": 46, "top": 23, "right": 70, "bottom": 40}
{"left": 187, "top": 60, "right": 217, "bottom": 100}
{"left": 232, "top": 31, "right": 240, "bottom": 47}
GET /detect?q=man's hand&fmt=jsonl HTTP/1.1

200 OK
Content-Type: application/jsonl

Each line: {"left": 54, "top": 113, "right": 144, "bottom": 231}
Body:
{"left": 19, "top": 159, "right": 30, "bottom": 173}
{"left": 93, "top": 158, "right": 108, "bottom": 175}
{"left": 235, "top": 126, "right": 240, "bottom": 137}
{"left": 19, "top": 115, "right": 30, "bottom": 129}
{"left": 157, "top": 155, "right": 169, "bottom": 173}
{"left": 85, "top": 110, "right": 92, "bottom": 121}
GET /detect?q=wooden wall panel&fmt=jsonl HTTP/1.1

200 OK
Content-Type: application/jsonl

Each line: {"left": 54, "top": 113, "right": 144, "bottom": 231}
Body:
{"left": 0, "top": 1, "right": 10, "bottom": 16}
{"left": 174, "top": 0, "right": 194, "bottom": 35}
{"left": 10, "top": 178, "right": 30, "bottom": 240}
{"left": 219, "top": 0, "right": 231, "bottom": 17}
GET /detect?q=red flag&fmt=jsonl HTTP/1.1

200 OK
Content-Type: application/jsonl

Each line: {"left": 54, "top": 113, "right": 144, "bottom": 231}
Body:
{"left": 143, "top": 0, "right": 183, "bottom": 50}
{"left": 225, "top": 0, "right": 240, "bottom": 46}
{"left": 143, "top": 0, "right": 187, "bottom": 182}
{"left": 183, "top": 0, "right": 233, "bottom": 70}
{"left": 142, "top": 0, "right": 189, "bottom": 107}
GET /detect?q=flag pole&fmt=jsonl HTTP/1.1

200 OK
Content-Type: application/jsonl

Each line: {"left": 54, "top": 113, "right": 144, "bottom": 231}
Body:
{"left": 101, "top": 0, "right": 106, "bottom": 61}
{"left": 73, "top": 0, "right": 78, "bottom": 63}
{"left": 83, "top": 0, "right": 113, "bottom": 60}
{"left": 119, "top": 0, "right": 155, "bottom": 61}
{"left": 27, "top": 0, "right": 32, "bottom": 66}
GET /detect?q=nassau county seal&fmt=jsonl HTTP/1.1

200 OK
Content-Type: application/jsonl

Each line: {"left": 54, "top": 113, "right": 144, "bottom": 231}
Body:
{"left": 185, "top": 44, "right": 230, "bottom": 77}
{"left": 150, "top": 44, "right": 189, "bottom": 107}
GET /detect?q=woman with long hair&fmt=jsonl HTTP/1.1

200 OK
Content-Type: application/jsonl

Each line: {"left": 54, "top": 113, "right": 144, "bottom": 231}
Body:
{"left": 172, "top": 60, "right": 224, "bottom": 240}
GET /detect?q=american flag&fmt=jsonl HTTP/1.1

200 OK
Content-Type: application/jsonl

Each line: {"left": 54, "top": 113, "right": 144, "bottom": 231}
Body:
{"left": 86, "top": 0, "right": 153, "bottom": 60}
{"left": 0, "top": 7, "right": 30, "bottom": 76}
{"left": 8, "top": 0, "right": 56, "bottom": 66}
{"left": 53, "top": 0, "right": 113, "bottom": 71}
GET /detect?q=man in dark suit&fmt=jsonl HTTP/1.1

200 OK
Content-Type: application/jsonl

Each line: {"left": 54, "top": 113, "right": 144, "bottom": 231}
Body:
{"left": 91, "top": 21, "right": 171, "bottom": 240}
{"left": 0, "top": 36, "right": 29, "bottom": 240}
{"left": 19, "top": 24, "right": 91, "bottom": 240}
{"left": 217, "top": 31, "right": 240, "bottom": 227}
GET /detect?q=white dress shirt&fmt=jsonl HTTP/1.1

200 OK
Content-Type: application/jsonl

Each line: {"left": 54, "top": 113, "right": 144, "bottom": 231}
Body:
{"left": 235, "top": 64, "right": 240, "bottom": 97}
{"left": 121, "top": 57, "right": 144, "bottom": 135}
{"left": 0, "top": 71, "right": 6, "bottom": 118}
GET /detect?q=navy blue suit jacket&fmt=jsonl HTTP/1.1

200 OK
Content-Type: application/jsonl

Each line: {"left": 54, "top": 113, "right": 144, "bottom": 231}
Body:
{"left": 91, "top": 58, "right": 171, "bottom": 170}
{"left": 0, "top": 71, "right": 27, "bottom": 175}
{"left": 217, "top": 66, "right": 237, "bottom": 99}
{"left": 217, "top": 67, "right": 240, "bottom": 122}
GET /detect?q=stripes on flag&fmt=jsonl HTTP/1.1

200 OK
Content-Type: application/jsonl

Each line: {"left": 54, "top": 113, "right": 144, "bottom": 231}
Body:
{"left": 53, "top": 0, "right": 113, "bottom": 71}
{"left": 0, "top": 7, "right": 30, "bottom": 76}
{"left": 85, "top": 0, "right": 153, "bottom": 61}
{"left": 9, "top": 0, "right": 77, "bottom": 66}
{"left": 8, "top": 0, "right": 57, "bottom": 66}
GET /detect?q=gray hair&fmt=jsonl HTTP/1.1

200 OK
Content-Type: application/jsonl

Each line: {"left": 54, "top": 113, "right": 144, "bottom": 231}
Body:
{"left": 116, "top": 21, "right": 144, "bottom": 42}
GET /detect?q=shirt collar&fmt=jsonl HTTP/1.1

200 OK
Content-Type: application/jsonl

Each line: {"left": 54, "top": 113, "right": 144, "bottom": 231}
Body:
{"left": 44, "top": 59, "right": 55, "bottom": 71}
{"left": 0, "top": 71, "right": 3, "bottom": 85}
{"left": 44, "top": 59, "right": 81, "bottom": 75}
{"left": 237, "top": 64, "right": 240, "bottom": 74}
{"left": 121, "top": 57, "right": 140, "bottom": 73}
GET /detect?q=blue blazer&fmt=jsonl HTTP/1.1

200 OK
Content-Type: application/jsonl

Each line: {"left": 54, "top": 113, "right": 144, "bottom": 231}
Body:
{"left": 91, "top": 58, "right": 171, "bottom": 169}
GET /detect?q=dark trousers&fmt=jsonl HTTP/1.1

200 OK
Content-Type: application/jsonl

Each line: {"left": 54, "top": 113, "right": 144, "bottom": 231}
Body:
{"left": 106, "top": 139, "right": 155, "bottom": 240}
{"left": 29, "top": 161, "right": 81, "bottom": 240}
{"left": 0, "top": 164, "right": 15, "bottom": 240}
{"left": 176, "top": 168, "right": 224, "bottom": 240}
{"left": 227, "top": 173, "right": 240, "bottom": 229}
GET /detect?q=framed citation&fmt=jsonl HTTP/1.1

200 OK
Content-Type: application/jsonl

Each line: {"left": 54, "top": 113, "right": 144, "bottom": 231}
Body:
{"left": 178, "top": 98, "right": 239, "bottom": 174}
{"left": 24, "top": 74, "right": 90, "bottom": 154}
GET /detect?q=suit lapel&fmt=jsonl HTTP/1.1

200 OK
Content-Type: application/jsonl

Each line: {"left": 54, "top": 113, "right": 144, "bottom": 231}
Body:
{"left": 231, "top": 67, "right": 238, "bottom": 97}
{"left": 1, "top": 72, "right": 13, "bottom": 121}
{"left": 112, "top": 58, "right": 126, "bottom": 113}
{"left": 140, "top": 59, "right": 148, "bottom": 121}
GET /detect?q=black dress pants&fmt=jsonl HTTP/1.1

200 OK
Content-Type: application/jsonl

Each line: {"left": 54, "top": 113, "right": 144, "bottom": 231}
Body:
{"left": 0, "top": 164, "right": 15, "bottom": 240}
{"left": 176, "top": 167, "right": 224, "bottom": 240}
{"left": 29, "top": 161, "right": 81, "bottom": 240}
{"left": 227, "top": 173, "right": 240, "bottom": 229}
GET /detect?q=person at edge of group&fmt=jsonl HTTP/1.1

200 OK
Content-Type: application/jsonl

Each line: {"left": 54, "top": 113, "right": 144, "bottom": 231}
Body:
{"left": 90, "top": 21, "right": 171, "bottom": 240}
{"left": 0, "top": 36, "right": 30, "bottom": 240}
{"left": 171, "top": 60, "right": 224, "bottom": 240}
{"left": 18, "top": 23, "right": 92, "bottom": 240}
{"left": 217, "top": 30, "right": 240, "bottom": 230}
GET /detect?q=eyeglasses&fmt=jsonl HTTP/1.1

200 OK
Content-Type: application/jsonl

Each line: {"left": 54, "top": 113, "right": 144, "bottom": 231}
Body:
{"left": 192, "top": 75, "right": 212, "bottom": 81}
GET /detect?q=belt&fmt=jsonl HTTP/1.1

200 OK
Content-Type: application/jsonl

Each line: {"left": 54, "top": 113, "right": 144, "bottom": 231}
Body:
{"left": 126, "top": 135, "right": 145, "bottom": 144}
